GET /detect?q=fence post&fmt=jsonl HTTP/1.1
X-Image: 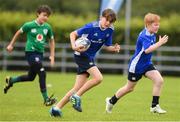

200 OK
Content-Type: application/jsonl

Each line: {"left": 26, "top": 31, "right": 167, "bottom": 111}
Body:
{"left": 123, "top": 45, "right": 129, "bottom": 75}
{"left": 2, "top": 42, "right": 7, "bottom": 71}
{"left": 157, "top": 49, "right": 162, "bottom": 72}
{"left": 61, "top": 46, "right": 67, "bottom": 73}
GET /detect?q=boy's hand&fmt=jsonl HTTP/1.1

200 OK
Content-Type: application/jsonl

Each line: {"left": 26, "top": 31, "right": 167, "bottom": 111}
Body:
{"left": 159, "top": 35, "right": 168, "bottom": 45}
{"left": 6, "top": 44, "right": 14, "bottom": 53}
{"left": 73, "top": 45, "right": 86, "bottom": 52}
{"left": 49, "top": 56, "right": 55, "bottom": 67}
{"left": 114, "top": 43, "right": 120, "bottom": 53}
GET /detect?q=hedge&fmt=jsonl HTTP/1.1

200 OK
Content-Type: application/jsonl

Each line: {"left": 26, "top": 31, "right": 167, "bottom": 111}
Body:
{"left": 0, "top": 12, "right": 180, "bottom": 46}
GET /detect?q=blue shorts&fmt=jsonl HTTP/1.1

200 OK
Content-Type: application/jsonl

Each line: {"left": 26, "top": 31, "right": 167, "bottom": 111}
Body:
{"left": 128, "top": 64, "right": 156, "bottom": 82}
{"left": 74, "top": 54, "right": 95, "bottom": 75}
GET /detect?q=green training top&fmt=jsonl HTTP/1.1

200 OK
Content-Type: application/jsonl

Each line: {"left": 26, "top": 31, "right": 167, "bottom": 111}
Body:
{"left": 20, "top": 20, "right": 54, "bottom": 53}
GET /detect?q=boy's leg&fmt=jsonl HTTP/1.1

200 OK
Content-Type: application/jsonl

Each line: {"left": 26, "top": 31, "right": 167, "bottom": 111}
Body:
{"left": 106, "top": 72, "right": 141, "bottom": 113}
{"left": 106, "top": 81, "right": 137, "bottom": 113}
{"left": 50, "top": 74, "right": 87, "bottom": 116}
{"left": 69, "top": 74, "right": 88, "bottom": 112}
{"left": 76, "top": 66, "right": 103, "bottom": 96}
{"left": 33, "top": 62, "right": 56, "bottom": 106}
{"left": 57, "top": 74, "right": 87, "bottom": 109}
{"left": 145, "top": 70, "right": 166, "bottom": 113}
{"left": 11, "top": 68, "right": 36, "bottom": 83}
{"left": 69, "top": 66, "right": 102, "bottom": 112}
{"left": 115, "top": 80, "right": 137, "bottom": 99}
{"left": 4, "top": 66, "right": 36, "bottom": 94}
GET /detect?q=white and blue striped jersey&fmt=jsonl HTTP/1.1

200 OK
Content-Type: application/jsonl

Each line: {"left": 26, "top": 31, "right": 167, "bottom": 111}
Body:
{"left": 129, "top": 28, "right": 156, "bottom": 74}
{"left": 75, "top": 21, "right": 114, "bottom": 59}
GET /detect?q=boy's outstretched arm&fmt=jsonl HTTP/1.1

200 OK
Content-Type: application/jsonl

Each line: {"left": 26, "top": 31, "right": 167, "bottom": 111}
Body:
{"left": 145, "top": 35, "right": 168, "bottom": 54}
{"left": 6, "top": 30, "right": 21, "bottom": 53}
{"left": 104, "top": 43, "right": 120, "bottom": 53}
{"left": 49, "top": 38, "right": 55, "bottom": 67}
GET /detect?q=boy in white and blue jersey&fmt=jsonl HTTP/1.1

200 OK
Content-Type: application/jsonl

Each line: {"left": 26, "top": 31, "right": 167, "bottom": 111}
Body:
{"left": 106, "top": 13, "right": 168, "bottom": 114}
{"left": 49, "top": 9, "right": 120, "bottom": 117}
{"left": 128, "top": 28, "right": 156, "bottom": 75}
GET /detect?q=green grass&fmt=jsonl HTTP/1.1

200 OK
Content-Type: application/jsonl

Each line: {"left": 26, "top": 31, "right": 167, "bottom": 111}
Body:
{"left": 0, "top": 71, "right": 180, "bottom": 121}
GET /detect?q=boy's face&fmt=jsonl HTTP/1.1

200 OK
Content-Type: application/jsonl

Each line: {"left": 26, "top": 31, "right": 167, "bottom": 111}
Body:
{"left": 37, "top": 12, "right": 49, "bottom": 24}
{"left": 148, "top": 22, "right": 160, "bottom": 33}
{"left": 100, "top": 17, "right": 113, "bottom": 29}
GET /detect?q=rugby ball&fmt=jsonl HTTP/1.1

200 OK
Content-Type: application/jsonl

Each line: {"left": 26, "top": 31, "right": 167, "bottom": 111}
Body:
{"left": 75, "top": 37, "right": 91, "bottom": 51}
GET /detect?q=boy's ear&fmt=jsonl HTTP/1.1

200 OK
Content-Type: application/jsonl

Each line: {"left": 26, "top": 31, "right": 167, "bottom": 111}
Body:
{"left": 146, "top": 23, "right": 150, "bottom": 28}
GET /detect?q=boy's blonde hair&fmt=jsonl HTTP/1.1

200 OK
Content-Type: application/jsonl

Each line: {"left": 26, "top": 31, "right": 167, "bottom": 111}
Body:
{"left": 144, "top": 13, "right": 160, "bottom": 27}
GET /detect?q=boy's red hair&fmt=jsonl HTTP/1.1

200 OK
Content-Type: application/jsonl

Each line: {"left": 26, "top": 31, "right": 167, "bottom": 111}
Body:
{"left": 144, "top": 13, "right": 160, "bottom": 27}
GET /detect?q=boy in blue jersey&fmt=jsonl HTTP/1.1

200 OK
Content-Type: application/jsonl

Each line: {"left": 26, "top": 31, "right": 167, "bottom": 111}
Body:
{"left": 105, "top": 13, "right": 168, "bottom": 114}
{"left": 49, "top": 9, "right": 120, "bottom": 117}
{"left": 4, "top": 5, "right": 56, "bottom": 106}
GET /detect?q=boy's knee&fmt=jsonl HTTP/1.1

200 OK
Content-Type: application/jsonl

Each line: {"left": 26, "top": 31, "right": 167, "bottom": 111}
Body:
{"left": 28, "top": 76, "right": 36, "bottom": 81}
{"left": 27, "top": 72, "right": 36, "bottom": 81}
{"left": 154, "top": 77, "right": 164, "bottom": 85}
{"left": 94, "top": 75, "right": 103, "bottom": 84}
{"left": 99, "top": 75, "right": 103, "bottom": 82}
{"left": 39, "top": 68, "right": 46, "bottom": 77}
{"left": 156, "top": 78, "right": 164, "bottom": 86}
{"left": 125, "top": 85, "right": 134, "bottom": 93}
{"left": 128, "top": 88, "right": 134, "bottom": 92}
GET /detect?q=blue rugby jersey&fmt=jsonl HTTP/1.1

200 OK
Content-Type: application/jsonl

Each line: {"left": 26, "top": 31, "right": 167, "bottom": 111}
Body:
{"left": 75, "top": 21, "right": 114, "bottom": 59}
{"left": 128, "top": 28, "right": 156, "bottom": 74}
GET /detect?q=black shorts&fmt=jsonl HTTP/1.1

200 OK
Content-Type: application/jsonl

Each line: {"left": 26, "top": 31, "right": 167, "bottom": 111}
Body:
{"left": 25, "top": 51, "right": 43, "bottom": 65}
{"left": 128, "top": 64, "right": 156, "bottom": 82}
{"left": 74, "top": 54, "right": 95, "bottom": 75}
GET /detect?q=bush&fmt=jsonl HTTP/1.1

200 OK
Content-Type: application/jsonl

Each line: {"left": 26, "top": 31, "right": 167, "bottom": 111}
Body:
{"left": 0, "top": 12, "right": 180, "bottom": 46}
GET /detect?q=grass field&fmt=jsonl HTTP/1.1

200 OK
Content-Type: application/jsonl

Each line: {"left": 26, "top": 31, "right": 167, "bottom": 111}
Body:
{"left": 0, "top": 71, "right": 180, "bottom": 121}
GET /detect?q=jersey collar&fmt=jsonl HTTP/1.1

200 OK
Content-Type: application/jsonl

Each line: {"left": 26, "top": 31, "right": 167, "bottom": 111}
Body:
{"left": 145, "top": 28, "right": 154, "bottom": 36}
{"left": 99, "top": 21, "right": 106, "bottom": 31}
{"left": 35, "top": 20, "right": 44, "bottom": 26}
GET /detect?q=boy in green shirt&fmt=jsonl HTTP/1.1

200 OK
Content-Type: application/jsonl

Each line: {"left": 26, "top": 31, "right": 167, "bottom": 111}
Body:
{"left": 4, "top": 5, "right": 56, "bottom": 106}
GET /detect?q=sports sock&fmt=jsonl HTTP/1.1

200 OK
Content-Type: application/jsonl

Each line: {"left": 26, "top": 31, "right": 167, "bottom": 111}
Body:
{"left": 42, "top": 91, "right": 49, "bottom": 101}
{"left": 10, "top": 76, "right": 21, "bottom": 83}
{"left": 109, "top": 95, "right": 119, "bottom": 105}
{"left": 151, "top": 96, "right": 159, "bottom": 107}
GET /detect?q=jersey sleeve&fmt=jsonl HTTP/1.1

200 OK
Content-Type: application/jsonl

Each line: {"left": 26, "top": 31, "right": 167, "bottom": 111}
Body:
{"left": 104, "top": 32, "right": 113, "bottom": 46}
{"left": 76, "top": 23, "right": 92, "bottom": 37}
{"left": 141, "top": 37, "right": 151, "bottom": 50}
{"left": 20, "top": 22, "right": 29, "bottom": 33}
{"left": 47, "top": 25, "right": 54, "bottom": 40}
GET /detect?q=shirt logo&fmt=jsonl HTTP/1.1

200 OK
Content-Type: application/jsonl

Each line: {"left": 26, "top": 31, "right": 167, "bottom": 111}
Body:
{"left": 91, "top": 39, "right": 104, "bottom": 44}
{"left": 31, "top": 46, "right": 35, "bottom": 50}
{"left": 106, "top": 34, "right": 109, "bottom": 37}
{"left": 36, "top": 34, "right": 43, "bottom": 41}
{"left": 35, "top": 57, "right": 40, "bottom": 62}
{"left": 151, "top": 40, "right": 154, "bottom": 45}
{"left": 31, "top": 29, "right": 36, "bottom": 33}
{"left": 40, "top": 68, "right": 45, "bottom": 71}
{"left": 132, "top": 77, "right": 136, "bottom": 81}
{"left": 43, "top": 29, "right": 48, "bottom": 35}
{"left": 89, "top": 62, "right": 94, "bottom": 65}
{"left": 93, "top": 33, "right": 98, "bottom": 36}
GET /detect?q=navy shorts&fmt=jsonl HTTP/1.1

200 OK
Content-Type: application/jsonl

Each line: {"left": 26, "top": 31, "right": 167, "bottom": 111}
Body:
{"left": 128, "top": 64, "right": 156, "bottom": 82}
{"left": 74, "top": 54, "right": 95, "bottom": 75}
{"left": 25, "top": 51, "right": 43, "bottom": 65}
